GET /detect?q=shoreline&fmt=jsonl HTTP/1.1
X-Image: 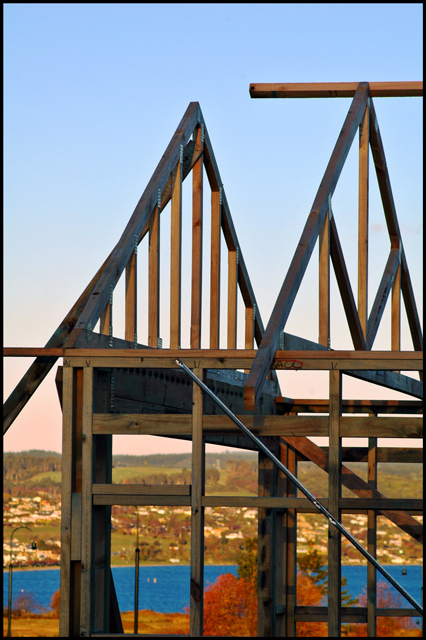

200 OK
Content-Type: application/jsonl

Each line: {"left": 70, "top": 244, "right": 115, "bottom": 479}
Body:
{"left": 4, "top": 561, "right": 422, "bottom": 573}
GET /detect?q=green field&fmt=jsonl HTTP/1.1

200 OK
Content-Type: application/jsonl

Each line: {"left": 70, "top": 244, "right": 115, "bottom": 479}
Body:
{"left": 111, "top": 466, "right": 189, "bottom": 483}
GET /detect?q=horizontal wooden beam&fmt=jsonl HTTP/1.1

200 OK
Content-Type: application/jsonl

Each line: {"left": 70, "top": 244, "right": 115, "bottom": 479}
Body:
{"left": 314, "top": 447, "right": 423, "bottom": 464}
{"left": 249, "top": 81, "right": 423, "bottom": 98}
{"left": 92, "top": 413, "right": 423, "bottom": 438}
{"left": 92, "top": 484, "right": 191, "bottom": 496}
{"left": 294, "top": 606, "right": 421, "bottom": 622}
{"left": 202, "top": 496, "right": 422, "bottom": 510}
{"left": 93, "top": 495, "right": 191, "bottom": 506}
{"left": 4, "top": 347, "right": 419, "bottom": 366}
{"left": 90, "top": 491, "right": 422, "bottom": 511}
{"left": 276, "top": 397, "right": 423, "bottom": 414}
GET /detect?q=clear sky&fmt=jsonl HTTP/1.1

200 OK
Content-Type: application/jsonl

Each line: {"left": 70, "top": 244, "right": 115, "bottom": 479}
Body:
{"left": 4, "top": 3, "right": 423, "bottom": 456}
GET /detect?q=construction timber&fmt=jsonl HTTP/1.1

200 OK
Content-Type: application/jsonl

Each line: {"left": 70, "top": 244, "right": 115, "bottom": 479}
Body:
{"left": 3, "top": 81, "right": 423, "bottom": 637}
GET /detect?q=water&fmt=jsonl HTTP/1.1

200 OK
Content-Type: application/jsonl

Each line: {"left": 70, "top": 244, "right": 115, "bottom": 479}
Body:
{"left": 3, "top": 564, "right": 422, "bottom": 614}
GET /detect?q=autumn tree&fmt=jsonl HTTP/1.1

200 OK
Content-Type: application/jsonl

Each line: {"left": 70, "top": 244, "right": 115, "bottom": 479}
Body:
{"left": 12, "top": 592, "right": 46, "bottom": 617}
{"left": 295, "top": 572, "right": 328, "bottom": 637}
{"left": 202, "top": 573, "right": 257, "bottom": 636}
{"left": 298, "top": 541, "right": 359, "bottom": 606}
{"left": 51, "top": 588, "right": 60, "bottom": 617}
{"left": 345, "top": 580, "right": 422, "bottom": 637}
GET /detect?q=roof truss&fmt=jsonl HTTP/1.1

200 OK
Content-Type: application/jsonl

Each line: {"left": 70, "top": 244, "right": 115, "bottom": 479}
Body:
{"left": 244, "top": 82, "right": 423, "bottom": 409}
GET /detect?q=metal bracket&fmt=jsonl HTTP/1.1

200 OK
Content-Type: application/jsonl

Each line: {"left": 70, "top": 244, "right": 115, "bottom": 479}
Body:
{"left": 110, "top": 375, "right": 115, "bottom": 411}
{"left": 109, "top": 284, "right": 113, "bottom": 347}
{"left": 157, "top": 187, "right": 161, "bottom": 211}
{"left": 86, "top": 321, "right": 92, "bottom": 342}
{"left": 157, "top": 337, "right": 163, "bottom": 349}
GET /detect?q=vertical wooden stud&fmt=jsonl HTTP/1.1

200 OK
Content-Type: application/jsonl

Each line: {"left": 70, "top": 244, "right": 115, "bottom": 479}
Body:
{"left": 79, "top": 367, "right": 94, "bottom": 637}
{"left": 319, "top": 210, "right": 330, "bottom": 346}
{"left": 328, "top": 369, "right": 342, "bottom": 637}
{"left": 125, "top": 247, "right": 137, "bottom": 344}
{"left": 367, "top": 436, "right": 377, "bottom": 637}
{"left": 59, "top": 367, "right": 84, "bottom": 636}
{"left": 100, "top": 301, "right": 111, "bottom": 337}
{"left": 191, "top": 127, "right": 203, "bottom": 349}
{"left": 358, "top": 104, "right": 369, "bottom": 340}
{"left": 149, "top": 203, "right": 160, "bottom": 348}
{"left": 257, "top": 439, "right": 280, "bottom": 636}
{"left": 210, "top": 189, "right": 221, "bottom": 348}
{"left": 245, "top": 306, "right": 254, "bottom": 349}
{"left": 170, "top": 156, "right": 183, "bottom": 349}
{"left": 286, "top": 444, "right": 297, "bottom": 637}
{"left": 190, "top": 367, "right": 205, "bottom": 636}
{"left": 227, "top": 249, "right": 238, "bottom": 348}
{"left": 245, "top": 306, "right": 255, "bottom": 374}
{"left": 274, "top": 440, "right": 288, "bottom": 637}
{"left": 59, "top": 365, "right": 74, "bottom": 638}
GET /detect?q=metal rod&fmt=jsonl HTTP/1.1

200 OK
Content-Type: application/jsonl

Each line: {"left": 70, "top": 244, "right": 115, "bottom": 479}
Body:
{"left": 134, "top": 508, "right": 140, "bottom": 634}
{"left": 176, "top": 358, "right": 423, "bottom": 616}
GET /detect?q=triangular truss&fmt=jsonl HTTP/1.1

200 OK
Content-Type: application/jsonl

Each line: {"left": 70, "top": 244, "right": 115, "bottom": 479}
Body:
{"left": 4, "top": 102, "right": 276, "bottom": 432}
{"left": 244, "top": 81, "right": 423, "bottom": 408}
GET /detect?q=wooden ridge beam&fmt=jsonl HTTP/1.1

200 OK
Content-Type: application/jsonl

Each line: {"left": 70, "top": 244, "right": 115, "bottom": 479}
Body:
{"left": 244, "top": 84, "right": 370, "bottom": 410}
{"left": 249, "top": 81, "right": 423, "bottom": 98}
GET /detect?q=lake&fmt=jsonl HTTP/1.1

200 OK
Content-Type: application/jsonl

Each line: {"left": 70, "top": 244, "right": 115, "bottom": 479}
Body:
{"left": 3, "top": 564, "right": 422, "bottom": 614}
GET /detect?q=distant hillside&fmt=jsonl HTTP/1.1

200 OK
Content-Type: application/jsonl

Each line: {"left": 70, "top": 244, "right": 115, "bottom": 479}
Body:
{"left": 3, "top": 450, "right": 256, "bottom": 495}
{"left": 3, "top": 450, "right": 422, "bottom": 500}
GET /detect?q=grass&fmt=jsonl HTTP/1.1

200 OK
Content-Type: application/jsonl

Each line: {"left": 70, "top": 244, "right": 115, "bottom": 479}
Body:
{"left": 2, "top": 610, "right": 190, "bottom": 636}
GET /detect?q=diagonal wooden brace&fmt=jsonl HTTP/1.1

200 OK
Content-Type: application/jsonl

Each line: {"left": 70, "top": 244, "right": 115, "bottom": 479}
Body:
{"left": 281, "top": 435, "right": 422, "bottom": 545}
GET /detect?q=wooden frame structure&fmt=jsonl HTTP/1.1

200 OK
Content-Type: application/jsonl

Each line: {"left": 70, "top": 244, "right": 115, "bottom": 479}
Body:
{"left": 3, "top": 81, "right": 423, "bottom": 637}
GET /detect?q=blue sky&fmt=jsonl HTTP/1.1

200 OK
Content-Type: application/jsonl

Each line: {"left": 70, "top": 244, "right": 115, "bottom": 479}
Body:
{"left": 4, "top": 3, "right": 423, "bottom": 455}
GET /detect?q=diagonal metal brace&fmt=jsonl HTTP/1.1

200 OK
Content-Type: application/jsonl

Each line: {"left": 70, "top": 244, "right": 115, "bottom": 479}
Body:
{"left": 176, "top": 358, "right": 423, "bottom": 616}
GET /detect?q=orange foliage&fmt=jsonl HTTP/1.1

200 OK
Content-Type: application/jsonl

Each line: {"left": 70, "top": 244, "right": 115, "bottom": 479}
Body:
{"left": 202, "top": 573, "right": 257, "bottom": 636}
{"left": 296, "top": 571, "right": 328, "bottom": 637}
{"left": 345, "top": 580, "right": 422, "bottom": 637}
{"left": 50, "top": 589, "right": 60, "bottom": 617}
